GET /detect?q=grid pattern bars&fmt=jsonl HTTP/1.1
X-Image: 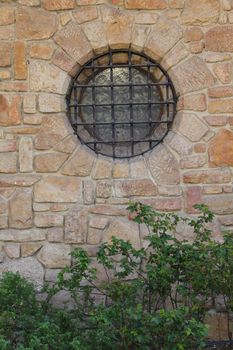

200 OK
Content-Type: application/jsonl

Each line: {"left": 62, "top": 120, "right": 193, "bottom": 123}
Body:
{"left": 66, "top": 50, "right": 178, "bottom": 158}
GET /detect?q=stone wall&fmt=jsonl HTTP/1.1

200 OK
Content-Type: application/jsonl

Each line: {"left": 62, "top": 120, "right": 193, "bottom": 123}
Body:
{"left": 0, "top": 0, "right": 232, "bottom": 304}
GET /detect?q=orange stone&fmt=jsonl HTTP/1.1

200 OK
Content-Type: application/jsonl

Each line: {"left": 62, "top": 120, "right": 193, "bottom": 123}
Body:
{"left": 73, "top": 6, "right": 98, "bottom": 24}
{"left": 206, "top": 26, "right": 233, "bottom": 52}
{"left": 125, "top": 0, "right": 167, "bottom": 9}
{"left": 182, "top": 0, "right": 220, "bottom": 25}
{"left": 184, "top": 27, "right": 203, "bottom": 42}
{"left": 0, "top": 95, "right": 21, "bottom": 126}
{"left": 209, "top": 129, "right": 233, "bottom": 167}
{"left": 0, "top": 7, "right": 15, "bottom": 26}
{"left": 0, "top": 42, "right": 11, "bottom": 67}
{"left": 29, "top": 43, "right": 54, "bottom": 59}
{"left": 208, "top": 86, "right": 233, "bottom": 98}
{"left": 42, "top": 0, "right": 75, "bottom": 10}
{"left": 14, "top": 41, "right": 27, "bottom": 80}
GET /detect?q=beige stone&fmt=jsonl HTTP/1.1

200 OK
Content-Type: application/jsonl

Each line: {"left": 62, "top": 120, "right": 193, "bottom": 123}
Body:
{"left": 35, "top": 176, "right": 82, "bottom": 203}
{"left": 9, "top": 189, "right": 33, "bottom": 229}
{"left": 96, "top": 180, "right": 112, "bottom": 198}
{"left": 213, "top": 62, "right": 232, "bottom": 84}
{"left": 46, "top": 228, "right": 64, "bottom": 242}
{"left": 87, "top": 228, "right": 102, "bottom": 245}
{"left": 35, "top": 153, "right": 68, "bottom": 172}
{"left": 148, "top": 145, "right": 180, "bottom": 185}
{"left": 162, "top": 42, "right": 189, "bottom": 70}
{"left": 174, "top": 113, "right": 209, "bottom": 142}
{"left": 0, "top": 95, "right": 21, "bottom": 126}
{"left": 180, "top": 155, "right": 206, "bottom": 169}
{"left": 18, "top": 0, "right": 40, "bottom": 5}
{"left": 145, "top": 16, "right": 182, "bottom": 59}
{"left": 0, "top": 81, "right": 28, "bottom": 92}
{"left": 0, "top": 7, "right": 14, "bottom": 26}
{"left": 61, "top": 147, "right": 95, "bottom": 176}
{"left": 14, "top": 41, "right": 27, "bottom": 80}
{"left": 203, "top": 186, "right": 222, "bottom": 194}
{"left": 0, "top": 71, "right": 11, "bottom": 80}
{"left": 204, "top": 53, "right": 232, "bottom": 63}
{"left": 0, "top": 140, "right": 16, "bottom": 153}
{"left": 89, "top": 205, "right": 127, "bottom": 216}
{"left": 183, "top": 168, "right": 231, "bottom": 184}
{"left": 60, "top": 12, "right": 71, "bottom": 26}
{"left": 54, "top": 22, "right": 93, "bottom": 65}
{"left": 38, "top": 93, "right": 65, "bottom": 113}
{"left": 158, "top": 186, "right": 181, "bottom": 196}
{"left": 0, "top": 42, "right": 11, "bottom": 67}
{"left": 0, "top": 198, "right": 7, "bottom": 215}
{"left": 92, "top": 158, "right": 112, "bottom": 179}
{"left": 29, "top": 43, "right": 54, "bottom": 60}
{"left": 29, "top": 61, "right": 69, "bottom": 94}
{"left": 206, "top": 26, "right": 233, "bottom": 52}
{"left": 204, "top": 195, "right": 233, "bottom": 215}
{"left": 51, "top": 49, "right": 77, "bottom": 75}
{"left": 130, "top": 158, "right": 149, "bottom": 178}
{"left": 222, "top": 0, "right": 232, "bottom": 10}
{"left": 115, "top": 179, "right": 158, "bottom": 197}
{"left": 173, "top": 57, "right": 215, "bottom": 94}
{"left": 104, "top": 219, "right": 140, "bottom": 248}
{"left": 134, "top": 12, "right": 158, "bottom": 24}
{"left": 189, "top": 41, "right": 204, "bottom": 54}
{"left": 209, "top": 129, "right": 233, "bottom": 167}
{"left": 209, "top": 98, "right": 233, "bottom": 113}
{"left": 169, "top": 0, "right": 184, "bottom": 8}
{"left": 16, "top": 7, "right": 57, "bottom": 40}
{"left": 143, "top": 197, "right": 182, "bottom": 211}
{"left": 65, "top": 206, "right": 87, "bottom": 243}
{"left": 74, "top": 6, "right": 98, "bottom": 23}
{"left": 0, "top": 216, "right": 8, "bottom": 229}
{"left": 53, "top": 135, "right": 77, "bottom": 154}
{"left": 204, "top": 115, "right": 227, "bottom": 126}
{"left": 23, "top": 94, "right": 36, "bottom": 114}
{"left": 42, "top": 0, "right": 75, "bottom": 10}
{"left": 82, "top": 21, "right": 108, "bottom": 53}
{"left": 89, "top": 216, "right": 108, "bottom": 229}
{"left": 0, "top": 174, "right": 40, "bottom": 187}
{"left": 35, "top": 115, "right": 72, "bottom": 150}
{"left": 83, "top": 180, "right": 95, "bottom": 205}
{"left": 0, "top": 229, "right": 45, "bottom": 242}
{"left": 113, "top": 162, "right": 129, "bottom": 178}
{"left": 37, "top": 244, "right": 71, "bottom": 268}
{"left": 184, "top": 186, "right": 202, "bottom": 214}
{"left": 0, "top": 188, "right": 15, "bottom": 199}
{"left": 208, "top": 86, "right": 233, "bottom": 98}
{"left": 4, "top": 244, "right": 20, "bottom": 259}
{"left": 0, "top": 153, "right": 17, "bottom": 173}
{"left": 23, "top": 114, "right": 42, "bottom": 126}
{"left": 19, "top": 137, "right": 33, "bottom": 172}
{"left": 35, "top": 213, "right": 64, "bottom": 227}
{"left": 178, "top": 94, "right": 206, "bottom": 111}
{"left": 0, "top": 26, "right": 14, "bottom": 40}
{"left": 194, "top": 143, "right": 206, "bottom": 153}
{"left": 125, "top": 0, "right": 167, "bottom": 9}
{"left": 184, "top": 27, "right": 203, "bottom": 42}
{"left": 131, "top": 25, "right": 151, "bottom": 52}
{"left": 181, "top": 0, "right": 220, "bottom": 25}
{"left": 21, "top": 243, "right": 42, "bottom": 257}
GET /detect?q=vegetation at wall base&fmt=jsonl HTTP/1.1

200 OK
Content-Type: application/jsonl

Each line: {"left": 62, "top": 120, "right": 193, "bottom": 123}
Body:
{"left": 0, "top": 202, "right": 232, "bottom": 350}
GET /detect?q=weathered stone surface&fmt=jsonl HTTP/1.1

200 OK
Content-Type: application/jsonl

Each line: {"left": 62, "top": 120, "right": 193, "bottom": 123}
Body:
{"left": 173, "top": 57, "right": 215, "bottom": 94}
{"left": 174, "top": 113, "right": 209, "bottom": 142}
{"left": 104, "top": 218, "right": 140, "bottom": 248}
{"left": 203, "top": 186, "right": 222, "bottom": 194}
{"left": 0, "top": 175, "right": 40, "bottom": 187}
{"left": 213, "top": 62, "right": 232, "bottom": 84}
{"left": 145, "top": 16, "right": 182, "bottom": 59}
{"left": 35, "top": 115, "right": 72, "bottom": 150}
{"left": 53, "top": 135, "right": 77, "bottom": 154}
{"left": 0, "top": 229, "right": 45, "bottom": 242}
{"left": 219, "top": 215, "right": 233, "bottom": 226}
{"left": 88, "top": 228, "right": 103, "bottom": 245}
{"left": 51, "top": 48, "right": 77, "bottom": 75}
{"left": 181, "top": 0, "right": 220, "bottom": 25}
{"left": 61, "top": 148, "right": 95, "bottom": 176}
{"left": 54, "top": 22, "right": 92, "bottom": 65}
{"left": 21, "top": 243, "right": 42, "bottom": 257}
{"left": 131, "top": 24, "right": 151, "bottom": 52}
{"left": 96, "top": 181, "right": 112, "bottom": 198}
{"left": 189, "top": 41, "right": 204, "bottom": 54}
{"left": 92, "top": 158, "right": 112, "bottom": 179}
{"left": 209, "top": 129, "right": 233, "bottom": 167}
{"left": 18, "top": 0, "right": 40, "bottom": 5}
{"left": 0, "top": 26, "right": 14, "bottom": 40}
{"left": 89, "top": 205, "right": 127, "bottom": 216}
{"left": 29, "top": 43, "right": 54, "bottom": 59}
{"left": 0, "top": 257, "right": 44, "bottom": 288}
{"left": 4, "top": 244, "right": 20, "bottom": 259}
{"left": 134, "top": 12, "right": 158, "bottom": 24}
{"left": 162, "top": 42, "right": 189, "bottom": 70}
{"left": 130, "top": 158, "right": 149, "bottom": 178}
{"left": 82, "top": 20, "right": 108, "bottom": 53}
{"left": 113, "top": 162, "right": 129, "bottom": 178}
{"left": 65, "top": 207, "right": 87, "bottom": 243}
{"left": 208, "top": 86, "right": 233, "bottom": 98}
{"left": 37, "top": 244, "right": 71, "bottom": 268}
{"left": 209, "top": 98, "right": 233, "bottom": 114}
{"left": 23, "top": 94, "right": 36, "bottom": 114}
{"left": 169, "top": 0, "right": 184, "bottom": 8}
{"left": 35, "top": 213, "right": 64, "bottom": 227}
{"left": 204, "top": 195, "right": 233, "bottom": 215}
{"left": 0, "top": 140, "right": 16, "bottom": 153}
{"left": 158, "top": 186, "right": 181, "bottom": 196}
{"left": 0, "top": 153, "right": 17, "bottom": 173}
{"left": 184, "top": 27, "right": 203, "bottom": 42}
{"left": 35, "top": 176, "right": 82, "bottom": 203}
{"left": 165, "top": 131, "right": 193, "bottom": 156}
{"left": 0, "top": 70, "right": 11, "bottom": 80}
{"left": 14, "top": 41, "right": 27, "bottom": 80}
{"left": 74, "top": 6, "right": 98, "bottom": 23}
{"left": 89, "top": 216, "right": 108, "bottom": 229}
{"left": 16, "top": 7, "right": 58, "bottom": 40}
{"left": 142, "top": 197, "right": 182, "bottom": 211}
{"left": 9, "top": 189, "right": 33, "bottom": 229}
{"left": 24, "top": 114, "right": 42, "bottom": 125}
{"left": 183, "top": 168, "right": 231, "bottom": 184}
{"left": 115, "top": 179, "right": 157, "bottom": 197}
{"left": 29, "top": 61, "right": 69, "bottom": 94}
{"left": 178, "top": 94, "right": 206, "bottom": 111}
{"left": 35, "top": 153, "right": 68, "bottom": 173}
{"left": 0, "top": 7, "right": 15, "bottom": 26}
{"left": 184, "top": 186, "right": 202, "bottom": 214}
{"left": 125, "top": 0, "right": 167, "bottom": 9}
{"left": 42, "top": 0, "right": 75, "bottom": 10}
{"left": 148, "top": 145, "right": 180, "bottom": 185}
{"left": 46, "top": 228, "right": 64, "bottom": 242}
{"left": 39, "top": 93, "right": 65, "bottom": 113}
{"left": 205, "top": 115, "right": 227, "bottom": 126}
{"left": 0, "top": 95, "right": 21, "bottom": 126}
{"left": 206, "top": 26, "right": 233, "bottom": 52}
{"left": 180, "top": 155, "right": 206, "bottom": 169}
{"left": 19, "top": 137, "right": 33, "bottom": 173}
{"left": 60, "top": 12, "right": 72, "bottom": 26}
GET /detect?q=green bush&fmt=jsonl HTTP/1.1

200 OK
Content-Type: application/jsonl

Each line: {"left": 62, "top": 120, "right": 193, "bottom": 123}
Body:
{"left": 0, "top": 202, "right": 232, "bottom": 349}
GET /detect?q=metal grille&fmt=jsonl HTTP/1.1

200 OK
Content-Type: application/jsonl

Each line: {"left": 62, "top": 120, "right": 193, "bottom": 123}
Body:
{"left": 66, "top": 50, "right": 178, "bottom": 158}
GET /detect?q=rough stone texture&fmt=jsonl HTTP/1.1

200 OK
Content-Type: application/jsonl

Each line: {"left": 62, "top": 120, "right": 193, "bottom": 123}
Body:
{"left": 0, "top": 257, "right": 44, "bottom": 288}
{"left": 174, "top": 113, "right": 209, "bottom": 142}
{"left": 23, "top": 94, "right": 36, "bottom": 114}
{"left": 148, "top": 145, "right": 180, "bottom": 185}
{"left": 35, "top": 153, "right": 68, "bottom": 172}
{"left": 62, "top": 148, "right": 95, "bottom": 176}
{"left": 213, "top": 62, "right": 232, "bottom": 84}
{"left": 115, "top": 179, "right": 157, "bottom": 197}
{"left": 204, "top": 195, "right": 233, "bottom": 215}
{"left": 37, "top": 244, "right": 71, "bottom": 268}
{"left": 165, "top": 131, "right": 193, "bottom": 156}
{"left": 125, "top": 0, "right": 167, "bottom": 9}
{"left": 181, "top": 155, "right": 206, "bottom": 169}
{"left": 178, "top": 94, "right": 206, "bottom": 112}
{"left": 184, "top": 27, "right": 203, "bottom": 42}
{"left": 9, "top": 189, "right": 33, "bottom": 229}
{"left": 16, "top": 7, "right": 58, "bottom": 40}
{"left": 104, "top": 219, "right": 140, "bottom": 248}
{"left": 0, "top": 42, "right": 11, "bottom": 67}
{"left": 19, "top": 137, "right": 33, "bottom": 172}
{"left": 183, "top": 168, "right": 231, "bottom": 184}
{"left": 208, "top": 86, "right": 233, "bottom": 98}
{"left": 14, "top": 41, "right": 27, "bottom": 80}
{"left": 208, "top": 98, "right": 233, "bottom": 113}
{"left": 38, "top": 93, "right": 65, "bottom": 113}
{"left": 0, "top": 153, "right": 17, "bottom": 173}
{"left": 92, "top": 158, "right": 112, "bottom": 179}
{"left": 35, "top": 176, "right": 82, "bottom": 203}
{"left": 83, "top": 180, "right": 95, "bottom": 205}
{"left": 54, "top": 22, "right": 92, "bottom": 65}
{"left": 96, "top": 180, "right": 112, "bottom": 198}
{"left": 65, "top": 207, "right": 87, "bottom": 243}
{"left": 184, "top": 186, "right": 202, "bottom": 214}
{"left": 35, "top": 213, "right": 64, "bottom": 227}
{"left": 0, "top": 95, "right": 21, "bottom": 126}
{"left": 21, "top": 243, "right": 42, "bottom": 257}
{"left": 74, "top": 6, "right": 98, "bottom": 23}
{"left": 209, "top": 129, "right": 233, "bottom": 167}
{"left": 141, "top": 197, "right": 182, "bottom": 211}
{"left": 0, "top": 7, "right": 15, "bottom": 26}
{"left": 51, "top": 48, "right": 77, "bottom": 75}
{"left": 206, "top": 26, "right": 233, "bottom": 52}
{"left": 181, "top": 0, "right": 220, "bottom": 25}
{"left": 4, "top": 244, "right": 20, "bottom": 258}
{"left": 42, "top": 0, "right": 75, "bottom": 10}
{"left": 29, "top": 43, "right": 54, "bottom": 59}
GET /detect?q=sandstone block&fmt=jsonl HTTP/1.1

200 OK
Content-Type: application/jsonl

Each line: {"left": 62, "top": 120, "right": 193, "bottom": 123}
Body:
{"left": 0, "top": 174, "right": 40, "bottom": 187}
{"left": 19, "top": 137, "right": 33, "bottom": 172}
{"left": 208, "top": 99, "right": 233, "bottom": 114}
{"left": 18, "top": 0, "right": 41, "bottom": 5}
{"left": 46, "top": 228, "right": 64, "bottom": 242}
{"left": 115, "top": 179, "right": 157, "bottom": 197}
{"left": 23, "top": 114, "right": 42, "bottom": 125}
{"left": 134, "top": 12, "right": 158, "bottom": 24}
{"left": 9, "top": 189, "right": 33, "bottom": 229}
{"left": 213, "top": 62, "right": 232, "bottom": 84}
{"left": 0, "top": 27, "right": 14, "bottom": 40}
{"left": 92, "top": 158, "right": 112, "bottom": 179}
{"left": 0, "top": 216, "right": 8, "bottom": 229}
{"left": 148, "top": 145, "right": 180, "bottom": 185}
{"left": 189, "top": 41, "right": 204, "bottom": 54}
{"left": 162, "top": 42, "right": 189, "bottom": 70}
{"left": 203, "top": 186, "right": 222, "bottom": 194}
{"left": 178, "top": 93, "right": 206, "bottom": 111}
{"left": 29, "top": 61, "right": 69, "bottom": 94}
{"left": 183, "top": 168, "right": 231, "bottom": 184}
{"left": 180, "top": 155, "right": 206, "bottom": 169}
{"left": 158, "top": 186, "right": 181, "bottom": 196}
{"left": 96, "top": 181, "right": 112, "bottom": 198}
{"left": 0, "top": 71, "right": 11, "bottom": 80}
{"left": 206, "top": 26, "right": 233, "bottom": 52}
{"left": 0, "top": 153, "right": 17, "bottom": 173}
{"left": 165, "top": 131, "right": 192, "bottom": 156}
{"left": 16, "top": 7, "right": 58, "bottom": 40}
{"left": 87, "top": 228, "right": 102, "bottom": 245}
{"left": 37, "top": 244, "right": 71, "bottom": 268}
{"left": 65, "top": 207, "right": 87, "bottom": 243}
{"left": 208, "top": 86, "right": 233, "bottom": 98}
{"left": 184, "top": 27, "right": 203, "bottom": 42}
{"left": 51, "top": 49, "right": 77, "bottom": 75}
{"left": 53, "top": 135, "right": 77, "bottom": 154}
{"left": 21, "top": 243, "right": 42, "bottom": 257}
{"left": 174, "top": 113, "right": 209, "bottom": 142}
{"left": 89, "top": 205, "right": 127, "bottom": 216}
{"left": 82, "top": 20, "right": 108, "bottom": 54}
{"left": 35, "top": 153, "right": 68, "bottom": 173}
{"left": 113, "top": 162, "right": 129, "bottom": 178}
{"left": 130, "top": 158, "right": 149, "bottom": 178}
{"left": 3, "top": 244, "right": 20, "bottom": 259}
{"left": 131, "top": 24, "right": 151, "bottom": 52}
{"left": 0, "top": 198, "right": 7, "bottom": 215}
{"left": 0, "top": 7, "right": 15, "bottom": 26}
{"left": 125, "top": 0, "right": 167, "bottom": 9}
{"left": 42, "top": 0, "right": 75, "bottom": 10}
{"left": 140, "top": 197, "right": 182, "bottom": 211}
{"left": 29, "top": 43, "right": 54, "bottom": 60}
{"left": 89, "top": 216, "right": 108, "bottom": 229}
{"left": 209, "top": 129, "right": 233, "bottom": 167}
{"left": 35, "top": 213, "right": 64, "bottom": 227}
{"left": 73, "top": 6, "right": 98, "bottom": 23}
{"left": 83, "top": 180, "right": 95, "bottom": 205}
{"left": 23, "top": 94, "right": 36, "bottom": 114}
{"left": 54, "top": 22, "right": 92, "bottom": 65}
{"left": 0, "top": 43, "right": 11, "bottom": 67}
{"left": 181, "top": 0, "right": 220, "bottom": 25}
{"left": 104, "top": 219, "right": 141, "bottom": 248}
{"left": 61, "top": 148, "right": 95, "bottom": 176}
{"left": 0, "top": 95, "right": 21, "bottom": 126}
{"left": 184, "top": 186, "right": 202, "bottom": 214}
{"left": 60, "top": 12, "right": 72, "bottom": 26}
{"left": 0, "top": 140, "right": 16, "bottom": 153}
{"left": 219, "top": 215, "right": 233, "bottom": 226}
{"left": 204, "top": 195, "right": 233, "bottom": 215}
{"left": 205, "top": 115, "right": 227, "bottom": 127}
{"left": 14, "top": 41, "right": 27, "bottom": 80}
{"left": 38, "top": 93, "right": 65, "bottom": 113}
{"left": 0, "top": 229, "right": 46, "bottom": 242}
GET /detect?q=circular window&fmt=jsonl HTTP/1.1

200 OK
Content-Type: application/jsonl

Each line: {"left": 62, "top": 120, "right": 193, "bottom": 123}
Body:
{"left": 66, "top": 50, "right": 178, "bottom": 158}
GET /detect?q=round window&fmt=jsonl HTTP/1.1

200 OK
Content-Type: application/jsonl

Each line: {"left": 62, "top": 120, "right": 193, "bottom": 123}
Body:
{"left": 66, "top": 50, "right": 178, "bottom": 158}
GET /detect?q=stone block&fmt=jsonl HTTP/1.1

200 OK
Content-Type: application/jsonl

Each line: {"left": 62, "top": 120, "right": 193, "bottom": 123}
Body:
{"left": 0, "top": 95, "right": 21, "bottom": 126}
{"left": 37, "top": 244, "right": 71, "bottom": 268}
{"left": 181, "top": 0, "right": 219, "bottom": 25}
{"left": 165, "top": 131, "right": 193, "bottom": 156}
{"left": 213, "top": 62, "right": 232, "bottom": 84}
{"left": 53, "top": 135, "right": 77, "bottom": 154}
{"left": 82, "top": 20, "right": 108, "bottom": 53}
{"left": 178, "top": 93, "right": 206, "bottom": 111}
{"left": 89, "top": 216, "right": 108, "bottom": 229}
{"left": 65, "top": 207, "right": 87, "bottom": 243}
{"left": 0, "top": 7, "right": 15, "bottom": 26}
{"left": 29, "top": 43, "right": 54, "bottom": 59}
{"left": 42, "top": 0, "right": 75, "bottom": 10}
{"left": 87, "top": 228, "right": 103, "bottom": 245}
{"left": 208, "top": 86, "right": 233, "bottom": 98}
{"left": 184, "top": 186, "right": 202, "bottom": 214}
{"left": 3, "top": 244, "right": 20, "bottom": 258}
{"left": 73, "top": 6, "right": 98, "bottom": 23}
{"left": 125, "top": 0, "right": 167, "bottom": 9}
{"left": 35, "top": 213, "right": 64, "bottom": 227}
{"left": 0, "top": 140, "right": 16, "bottom": 153}
{"left": 51, "top": 48, "right": 77, "bottom": 75}
{"left": 183, "top": 168, "right": 231, "bottom": 184}
{"left": 89, "top": 205, "right": 127, "bottom": 216}
{"left": 14, "top": 41, "right": 27, "bottom": 80}
{"left": 209, "top": 129, "right": 233, "bottom": 167}
{"left": 184, "top": 27, "right": 203, "bottom": 42}
{"left": 131, "top": 24, "right": 151, "bottom": 52}
{"left": 23, "top": 94, "right": 36, "bottom": 114}
{"left": 174, "top": 113, "right": 209, "bottom": 142}
{"left": 19, "top": 137, "right": 33, "bottom": 173}
{"left": 209, "top": 98, "right": 233, "bottom": 113}
{"left": 21, "top": 243, "right": 42, "bottom": 257}
{"left": 0, "top": 175, "right": 40, "bottom": 187}
{"left": 180, "top": 155, "right": 206, "bottom": 169}
{"left": 206, "top": 26, "right": 233, "bottom": 52}
{"left": 61, "top": 148, "right": 95, "bottom": 176}
{"left": 142, "top": 197, "right": 182, "bottom": 211}
{"left": 204, "top": 195, "right": 233, "bottom": 215}
{"left": 92, "top": 158, "right": 112, "bottom": 179}
{"left": 83, "top": 180, "right": 95, "bottom": 205}
{"left": 115, "top": 179, "right": 158, "bottom": 197}
{"left": 0, "top": 153, "right": 17, "bottom": 173}
{"left": 0, "top": 229, "right": 46, "bottom": 242}
{"left": 104, "top": 218, "right": 141, "bottom": 248}
{"left": 9, "top": 189, "right": 33, "bottom": 229}
{"left": 38, "top": 93, "right": 65, "bottom": 113}
{"left": 96, "top": 181, "right": 112, "bottom": 198}
{"left": 113, "top": 162, "right": 129, "bottom": 178}
{"left": 35, "top": 153, "right": 68, "bottom": 173}
{"left": 0, "top": 43, "right": 11, "bottom": 67}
